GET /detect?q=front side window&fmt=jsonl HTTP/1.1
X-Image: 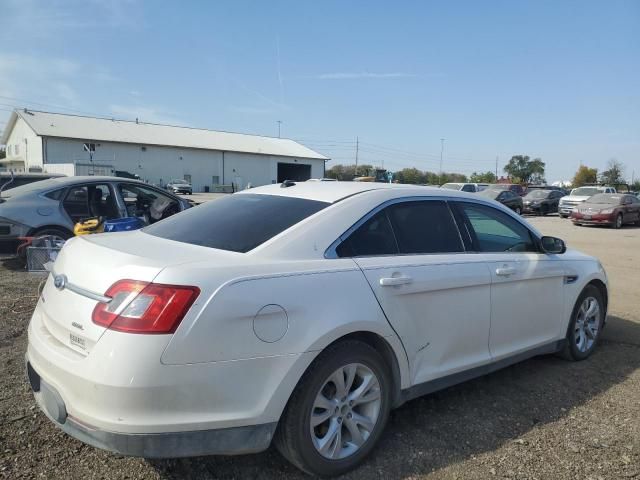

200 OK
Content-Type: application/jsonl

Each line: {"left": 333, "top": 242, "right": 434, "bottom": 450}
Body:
{"left": 455, "top": 202, "right": 537, "bottom": 253}
{"left": 144, "top": 193, "right": 329, "bottom": 253}
{"left": 119, "top": 184, "right": 180, "bottom": 224}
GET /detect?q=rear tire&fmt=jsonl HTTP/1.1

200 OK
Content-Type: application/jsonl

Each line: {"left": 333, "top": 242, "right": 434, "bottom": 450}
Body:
{"left": 31, "top": 227, "right": 73, "bottom": 242}
{"left": 560, "top": 214, "right": 568, "bottom": 219}
{"left": 274, "top": 340, "right": 392, "bottom": 477}
{"left": 560, "top": 285, "right": 605, "bottom": 361}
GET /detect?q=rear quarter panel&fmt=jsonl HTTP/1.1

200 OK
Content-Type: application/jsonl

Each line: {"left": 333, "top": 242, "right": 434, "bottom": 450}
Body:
{"left": 159, "top": 259, "right": 407, "bottom": 375}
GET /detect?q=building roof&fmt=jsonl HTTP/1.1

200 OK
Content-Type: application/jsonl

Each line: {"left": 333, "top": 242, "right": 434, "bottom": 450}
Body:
{"left": 1, "top": 110, "right": 328, "bottom": 160}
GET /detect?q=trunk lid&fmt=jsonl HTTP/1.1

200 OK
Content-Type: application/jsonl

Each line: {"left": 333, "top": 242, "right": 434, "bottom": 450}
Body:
{"left": 39, "top": 230, "right": 224, "bottom": 355}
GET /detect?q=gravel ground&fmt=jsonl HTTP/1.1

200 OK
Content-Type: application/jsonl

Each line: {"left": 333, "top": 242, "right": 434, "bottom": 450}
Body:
{"left": 1, "top": 216, "right": 638, "bottom": 479}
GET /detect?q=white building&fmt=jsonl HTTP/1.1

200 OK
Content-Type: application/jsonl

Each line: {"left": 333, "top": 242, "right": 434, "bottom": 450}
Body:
{"left": 0, "top": 109, "right": 328, "bottom": 192}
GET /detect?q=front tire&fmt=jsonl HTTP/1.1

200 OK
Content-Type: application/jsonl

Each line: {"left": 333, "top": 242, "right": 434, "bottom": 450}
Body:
{"left": 514, "top": 206, "right": 522, "bottom": 215}
{"left": 560, "top": 285, "right": 605, "bottom": 361}
{"left": 613, "top": 213, "right": 623, "bottom": 229}
{"left": 275, "top": 340, "right": 392, "bottom": 477}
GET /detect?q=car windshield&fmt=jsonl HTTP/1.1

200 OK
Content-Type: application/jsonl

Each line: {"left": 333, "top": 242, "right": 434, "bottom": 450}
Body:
{"left": 478, "top": 189, "right": 502, "bottom": 199}
{"left": 525, "top": 190, "right": 550, "bottom": 199}
{"left": 171, "top": 179, "right": 188, "bottom": 184}
{"left": 144, "top": 193, "right": 329, "bottom": 252}
{"left": 587, "top": 194, "right": 622, "bottom": 205}
{"left": 440, "top": 183, "right": 461, "bottom": 190}
{"left": 571, "top": 187, "right": 601, "bottom": 196}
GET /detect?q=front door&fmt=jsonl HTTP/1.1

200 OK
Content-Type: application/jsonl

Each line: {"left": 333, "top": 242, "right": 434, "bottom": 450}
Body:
{"left": 453, "top": 201, "right": 566, "bottom": 360}
{"left": 336, "top": 199, "right": 492, "bottom": 386}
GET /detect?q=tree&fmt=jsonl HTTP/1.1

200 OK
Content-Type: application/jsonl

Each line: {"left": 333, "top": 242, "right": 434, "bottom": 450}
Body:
{"left": 325, "top": 164, "right": 373, "bottom": 181}
{"left": 572, "top": 165, "right": 598, "bottom": 187}
{"left": 503, "top": 155, "right": 546, "bottom": 184}
{"left": 631, "top": 180, "right": 640, "bottom": 192}
{"left": 442, "top": 172, "right": 468, "bottom": 183}
{"left": 599, "top": 159, "right": 624, "bottom": 185}
{"left": 469, "top": 171, "right": 497, "bottom": 184}
{"left": 394, "top": 168, "right": 426, "bottom": 184}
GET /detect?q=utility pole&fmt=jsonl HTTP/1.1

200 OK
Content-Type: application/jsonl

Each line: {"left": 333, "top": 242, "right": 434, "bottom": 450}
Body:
{"left": 355, "top": 136, "right": 359, "bottom": 176}
{"left": 439, "top": 138, "right": 445, "bottom": 185}
{"left": 495, "top": 156, "right": 499, "bottom": 180}
{"left": 277, "top": 120, "right": 282, "bottom": 138}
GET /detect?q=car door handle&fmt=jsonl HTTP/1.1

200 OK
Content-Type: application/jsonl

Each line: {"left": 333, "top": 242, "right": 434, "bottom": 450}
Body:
{"left": 495, "top": 267, "right": 516, "bottom": 276}
{"left": 379, "top": 276, "right": 413, "bottom": 286}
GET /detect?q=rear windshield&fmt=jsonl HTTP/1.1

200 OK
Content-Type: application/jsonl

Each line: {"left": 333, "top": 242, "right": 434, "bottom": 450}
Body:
{"left": 143, "top": 193, "right": 329, "bottom": 252}
{"left": 440, "top": 183, "right": 461, "bottom": 190}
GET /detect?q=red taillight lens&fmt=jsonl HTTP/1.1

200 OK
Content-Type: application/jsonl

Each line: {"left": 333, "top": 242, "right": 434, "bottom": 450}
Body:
{"left": 92, "top": 280, "right": 200, "bottom": 334}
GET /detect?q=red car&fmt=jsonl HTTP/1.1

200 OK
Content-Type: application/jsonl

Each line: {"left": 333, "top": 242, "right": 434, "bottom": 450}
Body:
{"left": 571, "top": 193, "right": 640, "bottom": 229}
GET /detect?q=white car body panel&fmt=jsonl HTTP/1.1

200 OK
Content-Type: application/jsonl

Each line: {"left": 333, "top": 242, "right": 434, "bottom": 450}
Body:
{"left": 354, "top": 254, "right": 491, "bottom": 385}
{"left": 25, "top": 181, "right": 608, "bottom": 458}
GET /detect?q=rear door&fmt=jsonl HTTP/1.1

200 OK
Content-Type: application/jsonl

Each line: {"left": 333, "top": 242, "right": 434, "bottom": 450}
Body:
{"left": 452, "top": 201, "right": 566, "bottom": 360}
{"left": 337, "top": 199, "right": 492, "bottom": 386}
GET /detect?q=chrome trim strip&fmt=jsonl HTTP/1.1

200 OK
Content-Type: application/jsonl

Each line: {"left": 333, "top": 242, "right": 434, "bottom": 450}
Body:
{"left": 65, "top": 283, "right": 112, "bottom": 303}
{"left": 51, "top": 269, "right": 111, "bottom": 303}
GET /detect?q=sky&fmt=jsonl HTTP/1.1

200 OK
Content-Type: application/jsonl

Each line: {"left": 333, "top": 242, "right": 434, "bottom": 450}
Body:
{"left": 0, "top": 0, "right": 638, "bottom": 183}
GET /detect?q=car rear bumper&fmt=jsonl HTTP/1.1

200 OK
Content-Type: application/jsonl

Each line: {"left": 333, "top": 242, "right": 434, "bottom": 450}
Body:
{"left": 26, "top": 303, "right": 315, "bottom": 456}
{"left": 26, "top": 359, "right": 276, "bottom": 457}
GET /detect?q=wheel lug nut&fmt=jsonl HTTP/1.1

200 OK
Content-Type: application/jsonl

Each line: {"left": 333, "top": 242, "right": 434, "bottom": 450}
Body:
{"left": 347, "top": 413, "right": 352, "bottom": 419}
{"left": 349, "top": 400, "right": 353, "bottom": 406}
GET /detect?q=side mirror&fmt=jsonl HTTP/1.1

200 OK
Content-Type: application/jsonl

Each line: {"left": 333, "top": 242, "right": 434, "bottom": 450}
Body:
{"left": 541, "top": 236, "right": 566, "bottom": 254}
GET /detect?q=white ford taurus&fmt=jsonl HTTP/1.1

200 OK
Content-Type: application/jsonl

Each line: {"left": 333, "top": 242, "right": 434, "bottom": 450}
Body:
{"left": 26, "top": 181, "right": 608, "bottom": 476}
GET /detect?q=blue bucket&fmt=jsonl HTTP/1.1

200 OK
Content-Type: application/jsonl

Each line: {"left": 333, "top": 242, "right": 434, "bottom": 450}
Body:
{"left": 103, "top": 217, "right": 145, "bottom": 233}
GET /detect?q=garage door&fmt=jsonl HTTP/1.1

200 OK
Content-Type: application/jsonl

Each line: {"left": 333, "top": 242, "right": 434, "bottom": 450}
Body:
{"left": 277, "top": 163, "right": 311, "bottom": 182}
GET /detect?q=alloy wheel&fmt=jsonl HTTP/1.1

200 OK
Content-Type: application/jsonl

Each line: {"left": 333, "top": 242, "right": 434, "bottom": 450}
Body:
{"left": 310, "top": 363, "right": 382, "bottom": 460}
{"left": 574, "top": 296, "right": 601, "bottom": 352}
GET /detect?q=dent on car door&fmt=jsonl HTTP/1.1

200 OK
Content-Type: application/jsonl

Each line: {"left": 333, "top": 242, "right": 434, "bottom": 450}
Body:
{"left": 452, "top": 201, "right": 566, "bottom": 360}
{"left": 337, "top": 199, "right": 492, "bottom": 386}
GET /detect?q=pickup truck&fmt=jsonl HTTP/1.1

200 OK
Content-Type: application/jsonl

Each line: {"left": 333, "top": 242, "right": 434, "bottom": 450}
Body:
{"left": 558, "top": 186, "right": 616, "bottom": 218}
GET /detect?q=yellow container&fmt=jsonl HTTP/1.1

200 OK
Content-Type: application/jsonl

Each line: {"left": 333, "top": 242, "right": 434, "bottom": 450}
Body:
{"left": 73, "top": 218, "right": 104, "bottom": 235}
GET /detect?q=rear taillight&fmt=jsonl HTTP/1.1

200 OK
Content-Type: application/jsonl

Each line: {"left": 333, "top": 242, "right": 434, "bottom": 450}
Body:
{"left": 92, "top": 280, "right": 200, "bottom": 334}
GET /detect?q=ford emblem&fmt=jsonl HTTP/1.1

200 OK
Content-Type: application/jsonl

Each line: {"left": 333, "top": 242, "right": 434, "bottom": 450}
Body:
{"left": 53, "top": 274, "right": 67, "bottom": 291}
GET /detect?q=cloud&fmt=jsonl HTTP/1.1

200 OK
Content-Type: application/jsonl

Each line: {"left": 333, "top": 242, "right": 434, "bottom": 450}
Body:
{"left": 316, "top": 72, "right": 418, "bottom": 80}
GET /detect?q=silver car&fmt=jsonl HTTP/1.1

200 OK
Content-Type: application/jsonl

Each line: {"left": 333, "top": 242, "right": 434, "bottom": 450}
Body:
{"left": 0, "top": 176, "right": 191, "bottom": 256}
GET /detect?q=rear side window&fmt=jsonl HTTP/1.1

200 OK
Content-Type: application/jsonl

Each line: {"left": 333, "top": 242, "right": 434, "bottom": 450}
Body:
{"left": 144, "top": 194, "right": 329, "bottom": 253}
{"left": 335, "top": 210, "right": 397, "bottom": 257}
{"left": 336, "top": 200, "right": 463, "bottom": 257}
{"left": 386, "top": 201, "right": 463, "bottom": 254}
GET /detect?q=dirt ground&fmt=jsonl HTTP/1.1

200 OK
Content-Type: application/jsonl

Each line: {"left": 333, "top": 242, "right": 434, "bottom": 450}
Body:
{"left": 1, "top": 215, "right": 638, "bottom": 479}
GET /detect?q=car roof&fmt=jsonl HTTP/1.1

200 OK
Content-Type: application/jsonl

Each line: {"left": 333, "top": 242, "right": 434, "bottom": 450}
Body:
{"left": 239, "top": 181, "right": 479, "bottom": 203}
{"left": 1, "top": 175, "right": 152, "bottom": 197}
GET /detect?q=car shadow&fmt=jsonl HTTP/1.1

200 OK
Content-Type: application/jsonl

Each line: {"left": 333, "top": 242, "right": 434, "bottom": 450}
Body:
{"left": 1, "top": 256, "right": 26, "bottom": 271}
{"left": 148, "top": 315, "right": 640, "bottom": 479}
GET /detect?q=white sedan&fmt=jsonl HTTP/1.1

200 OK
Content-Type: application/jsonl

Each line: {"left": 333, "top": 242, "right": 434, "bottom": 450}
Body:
{"left": 26, "top": 182, "right": 608, "bottom": 476}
